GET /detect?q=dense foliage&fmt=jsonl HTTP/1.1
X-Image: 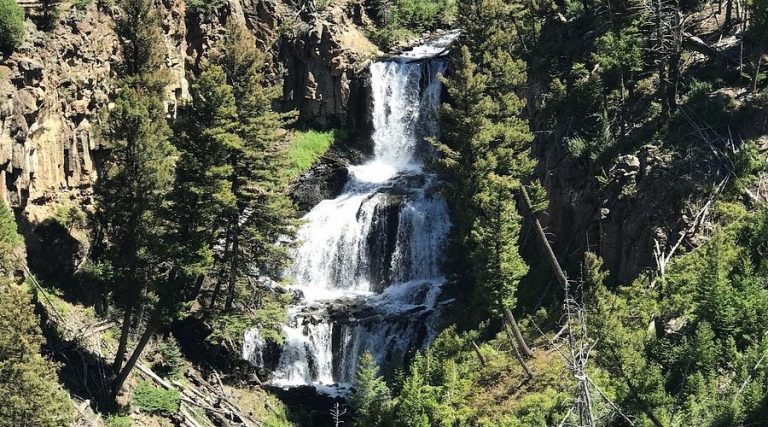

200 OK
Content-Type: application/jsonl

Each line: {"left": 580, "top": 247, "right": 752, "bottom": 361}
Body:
{"left": 366, "top": 0, "right": 456, "bottom": 49}
{"left": 433, "top": 0, "right": 537, "bottom": 318}
{"left": 0, "top": 204, "right": 74, "bottom": 426}
{"left": 2, "top": 0, "right": 767, "bottom": 424}
{"left": 132, "top": 381, "right": 180, "bottom": 415}
{"left": 171, "top": 22, "right": 297, "bottom": 349}
{"left": 89, "top": 0, "right": 298, "bottom": 400}
{"left": 0, "top": 0, "right": 24, "bottom": 52}
{"left": 354, "top": 0, "right": 768, "bottom": 424}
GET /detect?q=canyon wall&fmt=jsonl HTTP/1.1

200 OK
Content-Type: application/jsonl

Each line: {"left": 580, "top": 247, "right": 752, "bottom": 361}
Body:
{"left": 0, "top": 0, "right": 379, "bottom": 221}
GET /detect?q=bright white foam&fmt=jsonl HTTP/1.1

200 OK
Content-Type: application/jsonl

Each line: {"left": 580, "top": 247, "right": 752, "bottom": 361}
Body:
{"left": 348, "top": 161, "right": 398, "bottom": 184}
{"left": 398, "top": 30, "right": 460, "bottom": 60}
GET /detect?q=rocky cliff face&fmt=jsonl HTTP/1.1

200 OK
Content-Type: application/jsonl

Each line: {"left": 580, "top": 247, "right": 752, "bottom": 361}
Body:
{"left": 279, "top": 3, "right": 377, "bottom": 129}
{"left": 0, "top": 9, "right": 116, "bottom": 211}
{"left": 530, "top": 88, "right": 768, "bottom": 284}
{"left": 0, "top": 1, "right": 191, "bottom": 217}
{"left": 0, "top": 0, "right": 378, "bottom": 219}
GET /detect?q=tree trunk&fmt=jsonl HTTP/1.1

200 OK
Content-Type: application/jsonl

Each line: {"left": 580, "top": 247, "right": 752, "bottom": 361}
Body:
{"left": 112, "top": 304, "right": 134, "bottom": 372}
{"left": 667, "top": 11, "right": 682, "bottom": 114}
{"left": 188, "top": 274, "right": 205, "bottom": 301}
{"left": 519, "top": 186, "right": 568, "bottom": 289}
{"left": 751, "top": 42, "right": 766, "bottom": 93}
{"left": 111, "top": 307, "right": 161, "bottom": 398}
{"left": 504, "top": 307, "right": 534, "bottom": 358}
{"left": 724, "top": 0, "right": 734, "bottom": 33}
{"left": 208, "top": 278, "right": 223, "bottom": 310}
{"left": 504, "top": 321, "right": 534, "bottom": 379}
{"left": 224, "top": 226, "right": 240, "bottom": 311}
{"left": 471, "top": 340, "right": 486, "bottom": 366}
{"left": 209, "top": 220, "right": 234, "bottom": 310}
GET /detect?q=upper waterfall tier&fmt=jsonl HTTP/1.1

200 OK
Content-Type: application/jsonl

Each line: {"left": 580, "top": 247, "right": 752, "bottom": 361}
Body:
{"left": 245, "top": 33, "right": 456, "bottom": 389}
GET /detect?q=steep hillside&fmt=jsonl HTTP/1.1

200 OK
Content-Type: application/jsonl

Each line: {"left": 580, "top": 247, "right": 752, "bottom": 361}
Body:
{"left": 1, "top": 0, "right": 767, "bottom": 425}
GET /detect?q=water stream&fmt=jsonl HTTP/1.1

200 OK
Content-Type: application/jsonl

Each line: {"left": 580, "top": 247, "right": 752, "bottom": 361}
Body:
{"left": 243, "top": 34, "right": 457, "bottom": 391}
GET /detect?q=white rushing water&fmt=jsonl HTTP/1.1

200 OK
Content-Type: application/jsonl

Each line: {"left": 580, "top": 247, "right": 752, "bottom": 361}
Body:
{"left": 243, "top": 35, "right": 454, "bottom": 390}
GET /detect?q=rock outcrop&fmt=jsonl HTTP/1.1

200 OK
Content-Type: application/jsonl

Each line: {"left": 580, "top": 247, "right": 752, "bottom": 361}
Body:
{"left": 280, "top": 3, "right": 378, "bottom": 128}
{"left": 0, "top": 1, "right": 191, "bottom": 211}
{"left": 1, "top": 0, "right": 379, "bottom": 216}
{"left": 0, "top": 11, "right": 117, "bottom": 208}
{"left": 530, "top": 90, "right": 768, "bottom": 283}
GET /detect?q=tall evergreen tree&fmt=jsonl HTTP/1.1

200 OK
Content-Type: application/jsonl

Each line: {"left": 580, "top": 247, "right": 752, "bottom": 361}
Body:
{"left": 0, "top": 203, "right": 74, "bottom": 426}
{"left": 115, "top": 0, "right": 169, "bottom": 91}
{"left": 0, "top": 283, "right": 75, "bottom": 426}
{"left": 206, "top": 22, "right": 297, "bottom": 312}
{"left": 94, "top": 0, "right": 178, "bottom": 395}
{"left": 96, "top": 87, "right": 176, "bottom": 380}
{"left": 433, "top": 0, "right": 535, "bottom": 317}
{"left": 0, "top": 202, "right": 21, "bottom": 273}
{"left": 166, "top": 63, "right": 239, "bottom": 301}
{"left": 471, "top": 175, "right": 529, "bottom": 313}
{"left": 350, "top": 352, "right": 392, "bottom": 426}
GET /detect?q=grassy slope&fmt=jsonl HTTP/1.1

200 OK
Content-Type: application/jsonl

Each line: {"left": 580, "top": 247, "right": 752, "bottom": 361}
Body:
{"left": 285, "top": 130, "right": 339, "bottom": 179}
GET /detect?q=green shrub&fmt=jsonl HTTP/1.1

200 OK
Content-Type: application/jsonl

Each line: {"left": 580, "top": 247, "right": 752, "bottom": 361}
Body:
{"left": 186, "top": 0, "right": 227, "bottom": 14}
{"left": 316, "top": 0, "right": 332, "bottom": 11}
{"left": 72, "top": 0, "right": 93, "bottom": 9}
{"left": 105, "top": 415, "right": 132, "bottom": 427}
{"left": 685, "top": 79, "right": 714, "bottom": 102}
{"left": 567, "top": 136, "right": 586, "bottom": 158}
{"left": 150, "top": 337, "right": 184, "bottom": 379}
{"left": 0, "top": 0, "right": 24, "bottom": 52}
{"left": 368, "top": 26, "right": 415, "bottom": 50}
{"left": 394, "top": 0, "right": 454, "bottom": 30}
{"left": 366, "top": 0, "right": 456, "bottom": 49}
{"left": 132, "top": 381, "right": 180, "bottom": 416}
{"left": 53, "top": 203, "right": 87, "bottom": 231}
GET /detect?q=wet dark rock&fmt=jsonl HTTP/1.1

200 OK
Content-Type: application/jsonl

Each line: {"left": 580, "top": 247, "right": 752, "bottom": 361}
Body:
{"left": 366, "top": 194, "right": 401, "bottom": 292}
{"left": 291, "top": 158, "right": 350, "bottom": 214}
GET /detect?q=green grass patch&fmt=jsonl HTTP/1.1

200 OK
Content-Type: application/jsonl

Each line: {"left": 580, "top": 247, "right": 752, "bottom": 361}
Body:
{"left": 105, "top": 415, "right": 132, "bottom": 427}
{"left": 286, "top": 129, "right": 345, "bottom": 179}
{"left": 132, "top": 381, "right": 180, "bottom": 416}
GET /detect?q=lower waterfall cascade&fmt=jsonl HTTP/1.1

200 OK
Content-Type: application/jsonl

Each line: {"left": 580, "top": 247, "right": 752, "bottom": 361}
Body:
{"left": 243, "top": 33, "right": 458, "bottom": 391}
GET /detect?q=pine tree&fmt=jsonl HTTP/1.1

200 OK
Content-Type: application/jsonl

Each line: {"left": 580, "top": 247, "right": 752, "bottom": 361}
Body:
{"left": 395, "top": 367, "right": 435, "bottom": 427}
{"left": 0, "top": 283, "right": 75, "bottom": 426}
{"left": 695, "top": 238, "right": 738, "bottom": 339}
{"left": 94, "top": 0, "right": 181, "bottom": 396}
{"left": 95, "top": 87, "right": 176, "bottom": 378}
{"left": 434, "top": 25, "right": 534, "bottom": 317}
{"left": 167, "top": 63, "right": 239, "bottom": 300}
{"left": 471, "top": 175, "right": 529, "bottom": 313}
{"left": 206, "top": 22, "right": 297, "bottom": 312}
{"left": 0, "top": 203, "right": 21, "bottom": 274}
{"left": 115, "top": 0, "right": 169, "bottom": 91}
{"left": 0, "top": 203, "right": 74, "bottom": 426}
{"left": 585, "top": 253, "right": 671, "bottom": 426}
{"left": 350, "top": 351, "right": 391, "bottom": 426}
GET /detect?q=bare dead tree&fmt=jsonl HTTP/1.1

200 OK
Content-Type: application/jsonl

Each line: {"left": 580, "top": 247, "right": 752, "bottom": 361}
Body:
{"left": 637, "top": 0, "right": 692, "bottom": 117}
{"left": 563, "top": 279, "right": 597, "bottom": 427}
{"left": 518, "top": 185, "right": 640, "bottom": 426}
{"left": 519, "top": 185, "right": 568, "bottom": 289}
{"left": 330, "top": 402, "right": 347, "bottom": 427}
{"left": 652, "top": 171, "right": 729, "bottom": 283}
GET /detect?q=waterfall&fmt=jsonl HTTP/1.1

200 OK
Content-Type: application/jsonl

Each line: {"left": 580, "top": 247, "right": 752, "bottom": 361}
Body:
{"left": 243, "top": 33, "right": 457, "bottom": 390}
